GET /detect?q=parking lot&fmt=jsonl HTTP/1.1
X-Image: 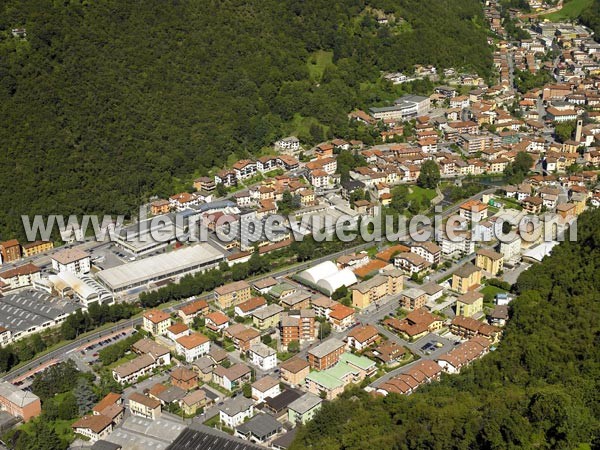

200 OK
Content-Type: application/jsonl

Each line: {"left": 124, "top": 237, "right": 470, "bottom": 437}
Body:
{"left": 68, "top": 328, "right": 135, "bottom": 370}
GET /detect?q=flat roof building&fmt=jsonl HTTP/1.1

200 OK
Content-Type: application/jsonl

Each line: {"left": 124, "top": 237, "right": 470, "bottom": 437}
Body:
{"left": 96, "top": 244, "right": 225, "bottom": 293}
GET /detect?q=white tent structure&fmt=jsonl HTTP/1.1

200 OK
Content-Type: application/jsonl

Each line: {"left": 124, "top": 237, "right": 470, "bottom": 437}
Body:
{"left": 298, "top": 261, "right": 339, "bottom": 285}
{"left": 298, "top": 261, "right": 357, "bottom": 295}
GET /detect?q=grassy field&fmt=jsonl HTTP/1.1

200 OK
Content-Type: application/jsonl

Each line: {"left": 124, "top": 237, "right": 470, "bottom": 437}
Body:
{"left": 307, "top": 50, "right": 334, "bottom": 81}
{"left": 544, "top": 0, "right": 593, "bottom": 21}
{"left": 407, "top": 186, "right": 437, "bottom": 203}
{"left": 480, "top": 285, "right": 507, "bottom": 299}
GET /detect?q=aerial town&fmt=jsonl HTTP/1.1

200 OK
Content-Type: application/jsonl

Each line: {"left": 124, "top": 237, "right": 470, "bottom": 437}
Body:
{"left": 0, "top": 1, "right": 599, "bottom": 449}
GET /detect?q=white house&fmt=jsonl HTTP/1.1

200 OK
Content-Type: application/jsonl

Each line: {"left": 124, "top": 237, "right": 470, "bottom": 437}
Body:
{"left": 175, "top": 333, "right": 210, "bottom": 363}
{"left": 248, "top": 343, "right": 277, "bottom": 371}
{"left": 251, "top": 376, "right": 281, "bottom": 403}
{"left": 219, "top": 397, "right": 254, "bottom": 428}
{"left": 499, "top": 235, "right": 521, "bottom": 261}
{"left": 51, "top": 248, "right": 91, "bottom": 275}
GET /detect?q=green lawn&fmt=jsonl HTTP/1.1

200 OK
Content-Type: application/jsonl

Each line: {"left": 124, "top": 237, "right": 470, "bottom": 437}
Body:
{"left": 480, "top": 285, "right": 507, "bottom": 303}
{"left": 307, "top": 50, "right": 334, "bottom": 81}
{"left": 544, "top": 0, "right": 593, "bottom": 20}
{"left": 407, "top": 186, "right": 437, "bottom": 203}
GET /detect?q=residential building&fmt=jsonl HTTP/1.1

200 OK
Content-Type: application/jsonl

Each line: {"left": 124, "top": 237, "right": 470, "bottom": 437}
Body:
{"left": 235, "top": 413, "right": 282, "bottom": 443}
{"left": 212, "top": 363, "right": 252, "bottom": 391}
{"left": 218, "top": 396, "right": 254, "bottom": 428}
{"left": 350, "top": 269, "right": 404, "bottom": 309}
{"left": 0, "top": 381, "right": 41, "bottom": 422}
{"left": 142, "top": 309, "right": 171, "bottom": 336}
{"left": 410, "top": 242, "right": 442, "bottom": 265}
{"left": 455, "top": 291, "right": 484, "bottom": 317}
{"left": 0, "top": 264, "right": 41, "bottom": 292}
{"left": 308, "top": 338, "right": 345, "bottom": 370}
{"left": 51, "top": 248, "right": 91, "bottom": 275}
{"left": 251, "top": 375, "right": 281, "bottom": 403}
{"left": 214, "top": 280, "right": 251, "bottom": 309}
{"left": 385, "top": 308, "right": 443, "bottom": 340}
{"left": 376, "top": 360, "right": 443, "bottom": 396}
{"left": 287, "top": 393, "right": 323, "bottom": 426}
{"left": 252, "top": 304, "right": 284, "bottom": 330}
{"left": 205, "top": 311, "right": 230, "bottom": 332}
{"left": 71, "top": 415, "right": 113, "bottom": 443}
{"left": 235, "top": 296, "right": 267, "bottom": 318}
{"left": 0, "top": 240, "right": 21, "bottom": 263}
{"left": 280, "top": 357, "right": 310, "bottom": 387}
{"left": 175, "top": 333, "right": 210, "bottom": 362}
{"left": 225, "top": 324, "right": 261, "bottom": 352}
{"left": 400, "top": 288, "right": 427, "bottom": 310}
{"left": 180, "top": 390, "right": 208, "bottom": 416}
{"left": 248, "top": 343, "right": 277, "bottom": 371}
{"left": 178, "top": 299, "right": 209, "bottom": 325}
{"left": 459, "top": 200, "right": 488, "bottom": 222}
{"left": 20, "top": 241, "right": 53, "bottom": 258}
{"left": 499, "top": 235, "right": 521, "bottom": 261}
{"left": 436, "top": 337, "right": 490, "bottom": 374}
{"left": 170, "top": 367, "right": 198, "bottom": 391}
{"left": 128, "top": 393, "right": 161, "bottom": 420}
{"left": 328, "top": 304, "right": 355, "bottom": 332}
{"left": 522, "top": 196, "right": 543, "bottom": 214}
{"left": 450, "top": 316, "right": 501, "bottom": 343}
{"left": 366, "top": 341, "right": 406, "bottom": 367}
{"left": 280, "top": 309, "right": 316, "bottom": 348}
{"left": 475, "top": 248, "right": 504, "bottom": 275}
{"left": 451, "top": 263, "right": 482, "bottom": 293}
{"left": 489, "top": 305, "right": 510, "bottom": 327}
{"left": 166, "top": 323, "right": 190, "bottom": 342}
{"left": 393, "top": 252, "right": 430, "bottom": 275}
{"left": 346, "top": 324, "right": 380, "bottom": 351}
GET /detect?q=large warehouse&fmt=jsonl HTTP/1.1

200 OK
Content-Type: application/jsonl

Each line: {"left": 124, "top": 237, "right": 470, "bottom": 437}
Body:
{"left": 96, "top": 243, "right": 225, "bottom": 293}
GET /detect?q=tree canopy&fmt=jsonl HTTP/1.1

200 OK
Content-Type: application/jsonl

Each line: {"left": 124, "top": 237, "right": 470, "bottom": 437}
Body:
{"left": 292, "top": 208, "right": 600, "bottom": 449}
{"left": 0, "top": 0, "right": 492, "bottom": 238}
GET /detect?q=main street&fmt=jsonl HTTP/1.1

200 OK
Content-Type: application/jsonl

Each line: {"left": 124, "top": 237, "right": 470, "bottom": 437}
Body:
{"left": 2, "top": 187, "right": 495, "bottom": 382}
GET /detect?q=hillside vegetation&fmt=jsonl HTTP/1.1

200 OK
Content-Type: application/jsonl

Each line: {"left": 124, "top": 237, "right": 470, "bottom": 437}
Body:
{"left": 291, "top": 210, "right": 600, "bottom": 449}
{"left": 0, "top": 0, "right": 492, "bottom": 238}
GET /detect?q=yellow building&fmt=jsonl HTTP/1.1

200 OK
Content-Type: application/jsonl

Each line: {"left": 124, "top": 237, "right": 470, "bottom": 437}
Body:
{"left": 475, "top": 249, "right": 504, "bottom": 276}
{"left": 142, "top": 310, "right": 171, "bottom": 336}
{"left": 21, "top": 241, "right": 54, "bottom": 257}
{"left": 252, "top": 304, "right": 284, "bottom": 330}
{"left": 455, "top": 291, "right": 484, "bottom": 317}
{"left": 452, "top": 263, "right": 482, "bottom": 294}
{"left": 351, "top": 269, "right": 404, "bottom": 309}
{"left": 214, "top": 280, "right": 251, "bottom": 309}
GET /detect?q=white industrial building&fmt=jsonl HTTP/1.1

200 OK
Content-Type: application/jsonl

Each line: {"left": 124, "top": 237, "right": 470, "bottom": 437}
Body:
{"left": 96, "top": 244, "right": 225, "bottom": 293}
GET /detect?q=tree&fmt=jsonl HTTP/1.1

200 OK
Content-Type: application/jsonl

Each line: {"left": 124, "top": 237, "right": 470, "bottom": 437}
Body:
{"left": 216, "top": 183, "right": 227, "bottom": 197}
{"left": 554, "top": 121, "right": 576, "bottom": 143}
{"left": 417, "top": 160, "right": 440, "bottom": 189}
{"left": 319, "top": 322, "right": 331, "bottom": 339}
{"left": 242, "top": 382, "right": 252, "bottom": 398}
{"left": 331, "top": 285, "right": 348, "bottom": 301}
{"left": 74, "top": 378, "right": 97, "bottom": 416}
{"left": 261, "top": 335, "right": 272, "bottom": 345}
{"left": 287, "top": 340, "right": 300, "bottom": 353}
{"left": 57, "top": 392, "right": 79, "bottom": 420}
{"left": 505, "top": 152, "right": 534, "bottom": 184}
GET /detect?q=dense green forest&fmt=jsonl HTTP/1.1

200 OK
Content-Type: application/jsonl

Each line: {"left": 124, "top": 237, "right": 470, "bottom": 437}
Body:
{"left": 0, "top": 0, "right": 492, "bottom": 239}
{"left": 581, "top": 0, "right": 600, "bottom": 38}
{"left": 291, "top": 209, "right": 600, "bottom": 449}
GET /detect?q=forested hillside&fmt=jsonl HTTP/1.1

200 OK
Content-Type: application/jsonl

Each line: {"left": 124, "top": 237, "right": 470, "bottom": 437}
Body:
{"left": 0, "top": 0, "right": 492, "bottom": 238}
{"left": 291, "top": 210, "right": 600, "bottom": 449}
{"left": 581, "top": 0, "right": 600, "bottom": 38}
